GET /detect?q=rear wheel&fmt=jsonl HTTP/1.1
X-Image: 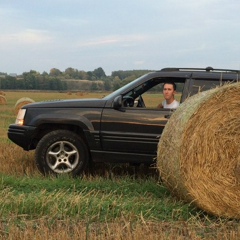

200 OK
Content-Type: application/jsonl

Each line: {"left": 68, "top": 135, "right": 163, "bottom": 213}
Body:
{"left": 35, "top": 130, "right": 89, "bottom": 176}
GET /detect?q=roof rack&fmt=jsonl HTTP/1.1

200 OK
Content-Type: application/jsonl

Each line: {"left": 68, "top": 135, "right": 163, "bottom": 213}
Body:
{"left": 160, "top": 67, "right": 240, "bottom": 73}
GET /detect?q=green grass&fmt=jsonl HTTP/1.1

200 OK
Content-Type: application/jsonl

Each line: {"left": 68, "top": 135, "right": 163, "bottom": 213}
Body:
{"left": 0, "top": 173, "right": 196, "bottom": 222}
{"left": 1, "top": 172, "right": 240, "bottom": 239}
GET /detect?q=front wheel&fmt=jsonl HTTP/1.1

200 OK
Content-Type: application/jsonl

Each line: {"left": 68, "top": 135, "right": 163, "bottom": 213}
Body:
{"left": 35, "top": 130, "right": 89, "bottom": 176}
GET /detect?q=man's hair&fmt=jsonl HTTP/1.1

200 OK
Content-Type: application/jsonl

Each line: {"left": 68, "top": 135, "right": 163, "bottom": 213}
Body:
{"left": 163, "top": 81, "right": 177, "bottom": 91}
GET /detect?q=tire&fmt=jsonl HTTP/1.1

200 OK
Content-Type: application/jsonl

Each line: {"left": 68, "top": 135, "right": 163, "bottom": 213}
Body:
{"left": 35, "top": 130, "right": 89, "bottom": 176}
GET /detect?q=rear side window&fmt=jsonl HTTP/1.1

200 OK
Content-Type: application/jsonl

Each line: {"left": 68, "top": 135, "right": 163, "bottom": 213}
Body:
{"left": 189, "top": 79, "right": 225, "bottom": 96}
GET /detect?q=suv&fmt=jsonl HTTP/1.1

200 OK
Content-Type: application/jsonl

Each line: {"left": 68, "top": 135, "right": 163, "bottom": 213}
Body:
{"left": 8, "top": 67, "right": 240, "bottom": 176}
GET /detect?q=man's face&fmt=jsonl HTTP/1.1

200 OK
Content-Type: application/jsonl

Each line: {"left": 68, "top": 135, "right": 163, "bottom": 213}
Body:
{"left": 163, "top": 83, "right": 175, "bottom": 100}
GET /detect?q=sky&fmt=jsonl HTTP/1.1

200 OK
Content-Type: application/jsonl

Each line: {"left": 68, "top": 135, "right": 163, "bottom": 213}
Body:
{"left": 0, "top": 0, "right": 240, "bottom": 76}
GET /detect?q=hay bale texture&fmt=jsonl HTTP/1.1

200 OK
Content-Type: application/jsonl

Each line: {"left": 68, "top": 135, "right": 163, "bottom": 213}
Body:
{"left": 157, "top": 82, "right": 240, "bottom": 218}
{"left": 14, "top": 97, "right": 35, "bottom": 114}
{"left": 0, "top": 95, "right": 7, "bottom": 104}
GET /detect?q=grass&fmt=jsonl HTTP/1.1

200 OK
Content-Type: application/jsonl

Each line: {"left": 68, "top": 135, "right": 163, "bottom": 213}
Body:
{"left": 0, "top": 174, "right": 189, "bottom": 221}
{"left": 0, "top": 90, "right": 240, "bottom": 239}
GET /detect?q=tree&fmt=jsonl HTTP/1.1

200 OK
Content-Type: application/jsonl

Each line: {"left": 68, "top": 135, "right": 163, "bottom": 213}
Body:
{"left": 0, "top": 76, "right": 17, "bottom": 89}
{"left": 42, "top": 71, "right": 48, "bottom": 76}
{"left": 49, "top": 68, "right": 62, "bottom": 77}
{"left": 112, "top": 76, "right": 121, "bottom": 90}
{"left": 22, "top": 71, "right": 38, "bottom": 89}
{"left": 90, "top": 82, "right": 98, "bottom": 91}
{"left": 103, "top": 79, "right": 112, "bottom": 91}
{"left": 78, "top": 70, "right": 89, "bottom": 80}
{"left": 64, "top": 67, "right": 79, "bottom": 79}
{"left": 92, "top": 67, "right": 106, "bottom": 79}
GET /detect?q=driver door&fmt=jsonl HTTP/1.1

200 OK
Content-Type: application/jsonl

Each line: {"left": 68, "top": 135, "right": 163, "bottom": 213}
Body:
{"left": 100, "top": 106, "right": 172, "bottom": 154}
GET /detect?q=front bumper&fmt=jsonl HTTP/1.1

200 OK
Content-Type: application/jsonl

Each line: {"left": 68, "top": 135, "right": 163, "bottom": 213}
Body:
{"left": 8, "top": 124, "right": 37, "bottom": 150}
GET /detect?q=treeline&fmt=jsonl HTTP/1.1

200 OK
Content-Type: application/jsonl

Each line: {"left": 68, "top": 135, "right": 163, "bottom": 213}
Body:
{"left": 0, "top": 67, "right": 152, "bottom": 91}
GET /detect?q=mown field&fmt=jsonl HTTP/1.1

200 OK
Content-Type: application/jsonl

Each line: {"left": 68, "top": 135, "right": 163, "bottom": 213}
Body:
{"left": 0, "top": 91, "right": 240, "bottom": 239}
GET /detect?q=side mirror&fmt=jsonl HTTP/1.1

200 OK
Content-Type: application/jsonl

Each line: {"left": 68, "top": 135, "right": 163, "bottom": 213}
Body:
{"left": 113, "top": 96, "right": 122, "bottom": 110}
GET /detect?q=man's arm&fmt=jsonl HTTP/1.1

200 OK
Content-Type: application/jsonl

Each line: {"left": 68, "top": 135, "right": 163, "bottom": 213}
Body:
{"left": 157, "top": 103, "right": 163, "bottom": 109}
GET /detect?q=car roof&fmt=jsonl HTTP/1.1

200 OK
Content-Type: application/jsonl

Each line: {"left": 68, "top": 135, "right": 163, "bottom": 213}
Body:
{"left": 156, "top": 67, "right": 240, "bottom": 80}
{"left": 159, "top": 66, "right": 240, "bottom": 73}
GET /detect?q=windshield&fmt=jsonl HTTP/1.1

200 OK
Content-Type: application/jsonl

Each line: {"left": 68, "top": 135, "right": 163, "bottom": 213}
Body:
{"left": 102, "top": 74, "right": 148, "bottom": 100}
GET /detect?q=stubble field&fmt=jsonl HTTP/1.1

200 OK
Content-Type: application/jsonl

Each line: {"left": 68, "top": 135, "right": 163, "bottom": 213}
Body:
{"left": 0, "top": 91, "right": 240, "bottom": 239}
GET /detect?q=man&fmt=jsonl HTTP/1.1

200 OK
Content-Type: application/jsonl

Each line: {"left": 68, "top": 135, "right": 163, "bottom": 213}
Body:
{"left": 157, "top": 82, "right": 180, "bottom": 109}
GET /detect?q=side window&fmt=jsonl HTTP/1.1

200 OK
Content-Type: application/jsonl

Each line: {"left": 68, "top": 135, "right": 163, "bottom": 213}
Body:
{"left": 142, "top": 82, "right": 184, "bottom": 109}
{"left": 190, "top": 79, "right": 220, "bottom": 96}
{"left": 122, "top": 78, "right": 185, "bottom": 109}
{"left": 141, "top": 83, "right": 164, "bottom": 108}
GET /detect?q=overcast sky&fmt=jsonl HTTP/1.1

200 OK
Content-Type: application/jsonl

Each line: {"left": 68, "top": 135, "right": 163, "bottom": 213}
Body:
{"left": 0, "top": 0, "right": 239, "bottom": 75}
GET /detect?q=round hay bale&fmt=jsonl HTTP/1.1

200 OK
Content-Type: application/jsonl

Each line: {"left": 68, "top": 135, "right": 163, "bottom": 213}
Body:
{"left": 0, "top": 95, "right": 7, "bottom": 104}
{"left": 76, "top": 92, "right": 83, "bottom": 96}
{"left": 14, "top": 97, "right": 35, "bottom": 114}
{"left": 157, "top": 82, "right": 240, "bottom": 219}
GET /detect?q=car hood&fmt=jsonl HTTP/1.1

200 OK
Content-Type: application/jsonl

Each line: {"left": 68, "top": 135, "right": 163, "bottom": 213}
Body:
{"left": 22, "top": 98, "right": 107, "bottom": 108}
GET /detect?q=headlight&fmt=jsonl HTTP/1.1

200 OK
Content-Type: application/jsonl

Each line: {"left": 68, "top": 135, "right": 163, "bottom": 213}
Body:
{"left": 15, "top": 109, "right": 26, "bottom": 125}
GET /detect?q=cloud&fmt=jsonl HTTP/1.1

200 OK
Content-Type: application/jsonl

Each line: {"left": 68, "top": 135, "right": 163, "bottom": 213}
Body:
{"left": 0, "top": 29, "right": 53, "bottom": 45}
{"left": 76, "top": 34, "right": 149, "bottom": 48}
{"left": 134, "top": 61, "right": 145, "bottom": 67}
